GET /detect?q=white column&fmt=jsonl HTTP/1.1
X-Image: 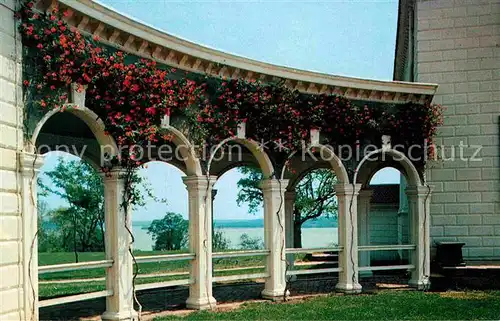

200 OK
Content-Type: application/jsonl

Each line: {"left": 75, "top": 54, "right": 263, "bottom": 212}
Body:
{"left": 183, "top": 176, "right": 217, "bottom": 310}
{"left": 335, "top": 183, "right": 362, "bottom": 294}
{"left": 261, "top": 179, "right": 289, "bottom": 300}
{"left": 284, "top": 191, "right": 296, "bottom": 269}
{"left": 20, "top": 152, "right": 44, "bottom": 321}
{"left": 406, "top": 185, "right": 432, "bottom": 290}
{"left": 101, "top": 169, "right": 137, "bottom": 321}
{"left": 358, "top": 188, "right": 373, "bottom": 277}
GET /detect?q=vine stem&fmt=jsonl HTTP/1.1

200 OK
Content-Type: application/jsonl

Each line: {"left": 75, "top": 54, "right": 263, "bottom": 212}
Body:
{"left": 122, "top": 167, "right": 142, "bottom": 319}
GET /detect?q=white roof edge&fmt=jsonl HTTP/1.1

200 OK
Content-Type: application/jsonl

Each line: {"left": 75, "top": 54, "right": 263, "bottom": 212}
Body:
{"left": 59, "top": 0, "right": 438, "bottom": 98}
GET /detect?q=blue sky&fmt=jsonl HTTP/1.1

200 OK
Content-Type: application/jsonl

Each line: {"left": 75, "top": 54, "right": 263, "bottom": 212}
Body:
{"left": 40, "top": 0, "right": 400, "bottom": 221}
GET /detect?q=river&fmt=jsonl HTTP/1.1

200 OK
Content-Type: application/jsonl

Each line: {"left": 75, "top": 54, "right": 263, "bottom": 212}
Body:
{"left": 132, "top": 226, "right": 338, "bottom": 250}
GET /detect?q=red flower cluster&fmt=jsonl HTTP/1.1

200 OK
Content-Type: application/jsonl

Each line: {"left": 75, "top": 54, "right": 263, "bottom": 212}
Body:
{"left": 18, "top": 1, "right": 444, "bottom": 168}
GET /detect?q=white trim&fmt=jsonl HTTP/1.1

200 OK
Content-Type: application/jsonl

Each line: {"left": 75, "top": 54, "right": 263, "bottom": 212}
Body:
{"left": 286, "top": 267, "right": 342, "bottom": 276}
{"left": 39, "top": 290, "right": 113, "bottom": 308}
{"left": 135, "top": 279, "right": 192, "bottom": 291}
{"left": 358, "top": 244, "right": 416, "bottom": 252}
{"left": 212, "top": 250, "right": 270, "bottom": 259}
{"left": 213, "top": 273, "right": 269, "bottom": 282}
{"left": 38, "top": 260, "right": 113, "bottom": 274}
{"left": 135, "top": 253, "right": 195, "bottom": 264}
{"left": 358, "top": 264, "right": 415, "bottom": 272}
{"left": 285, "top": 247, "right": 343, "bottom": 254}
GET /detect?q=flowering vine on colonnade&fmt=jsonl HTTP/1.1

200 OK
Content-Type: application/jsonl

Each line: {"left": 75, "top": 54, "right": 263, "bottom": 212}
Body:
{"left": 17, "top": 1, "right": 444, "bottom": 180}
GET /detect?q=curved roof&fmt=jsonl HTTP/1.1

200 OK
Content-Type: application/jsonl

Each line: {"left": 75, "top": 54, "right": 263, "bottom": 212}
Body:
{"left": 55, "top": 0, "right": 438, "bottom": 104}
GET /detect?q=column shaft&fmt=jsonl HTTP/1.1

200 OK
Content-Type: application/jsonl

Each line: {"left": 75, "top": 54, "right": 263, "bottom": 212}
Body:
{"left": 335, "top": 184, "right": 362, "bottom": 294}
{"left": 20, "top": 152, "right": 44, "bottom": 321}
{"left": 261, "top": 179, "right": 289, "bottom": 300}
{"left": 102, "top": 169, "right": 137, "bottom": 321}
{"left": 406, "top": 185, "right": 432, "bottom": 289}
{"left": 184, "top": 176, "right": 217, "bottom": 310}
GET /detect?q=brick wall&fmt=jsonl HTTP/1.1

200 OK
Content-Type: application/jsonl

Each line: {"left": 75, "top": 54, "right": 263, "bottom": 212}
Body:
{"left": 416, "top": 0, "right": 500, "bottom": 260}
{"left": 0, "top": 0, "right": 25, "bottom": 319}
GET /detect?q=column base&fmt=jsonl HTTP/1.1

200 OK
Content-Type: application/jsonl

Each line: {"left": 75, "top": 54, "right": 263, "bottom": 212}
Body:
{"left": 261, "top": 288, "right": 290, "bottom": 301}
{"left": 409, "top": 278, "right": 431, "bottom": 290}
{"left": 102, "top": 309, "right": 138, "bottom": 321}
{"left": 335, "top": 282, "right": 362, "bottom": 294}
{"left": 186, "top": 296, "right": 217, "bottom": 310}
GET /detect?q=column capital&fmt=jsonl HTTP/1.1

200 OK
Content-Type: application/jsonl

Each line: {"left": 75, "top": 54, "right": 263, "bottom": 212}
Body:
{"left": 183, "top": 175, "right": 217, "bottom": 190}
{"left": 260, "top": 179, "right": 289, "bottom": 192}
{"left": 335, "top": 183, "right": 362, "bottom": 197}
{"left": 18, "top": 152, "right": 44, "bottom": 176}
{"left": 405, "top": 185, "right": 434, "bottom": 197}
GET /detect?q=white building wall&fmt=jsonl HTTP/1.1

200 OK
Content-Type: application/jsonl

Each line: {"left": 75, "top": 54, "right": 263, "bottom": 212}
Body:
{"left": 416, "top": 0, "right": 500, "bottom": 260}
{"left": 370, "top": 205, "right": 400, "bottom": 262}
{"left": 0, "top": 0, "right": 25, "bottom": 319}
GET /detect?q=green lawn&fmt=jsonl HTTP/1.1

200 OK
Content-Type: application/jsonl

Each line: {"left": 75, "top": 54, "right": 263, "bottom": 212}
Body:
{"left": 155, "top": 291, "right": 500, "bottom": 320}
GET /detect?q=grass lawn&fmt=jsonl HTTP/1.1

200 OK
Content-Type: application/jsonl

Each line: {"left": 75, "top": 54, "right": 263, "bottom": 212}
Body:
{"left": 155, "top": 290, "right": 500, "bottom": 320}
{"left": 38, "top": 251, "right": 267, "bottom": 299}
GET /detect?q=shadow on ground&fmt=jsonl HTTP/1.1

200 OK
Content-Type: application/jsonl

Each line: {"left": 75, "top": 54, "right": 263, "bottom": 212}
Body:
{"left": 39, "top": 273, "right": 409, "bottom": 320}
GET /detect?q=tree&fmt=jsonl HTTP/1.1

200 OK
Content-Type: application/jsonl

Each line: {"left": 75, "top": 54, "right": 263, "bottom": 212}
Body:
{"left": 239, "top": 233, "right": 264, "bottom": 250}
{"left": 147, "top": 212, "right": 188, "bottom": 251}
{"left": 38, "top": 157, "right": 154, "bottom": 261}
{"left": 237, "top": 167, "right": 337, "bottom": 248}
{"left": 213, "top": 229, "right": 230, "bottom": 251}
{"left": 39, "top": 158, "right": 105, "bottom": 261}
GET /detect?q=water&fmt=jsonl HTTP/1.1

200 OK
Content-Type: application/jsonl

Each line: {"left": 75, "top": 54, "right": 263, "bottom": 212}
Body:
{"left": 132, "top": 225, "right": 338, "bottom": 251}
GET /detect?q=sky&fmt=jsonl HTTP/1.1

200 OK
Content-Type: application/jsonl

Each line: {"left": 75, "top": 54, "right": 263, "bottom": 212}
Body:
{"left": 39, "top": 0, "right": 401, "bottom": 221}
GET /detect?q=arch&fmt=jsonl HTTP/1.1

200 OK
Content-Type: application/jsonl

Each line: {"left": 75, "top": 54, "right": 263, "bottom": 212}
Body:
{"left": 32, "top": 106, "right": 203, "bottom": 176}
{"left": 280, "top": 144, "right": 349, "bottom": 185}
{"left": 162, "top": 126, "right": 203, "bottom": 176}
{"left": 354, "top": 148, "right": 422, "bottom": 188}
{"left": 285, "top": 162, "right": 330, "bottom": 190}
{"left": 31, "top": 105, "right": 119, "bottom": 158}
{"left": 207, "top": 137, "right": 274, "bottom": 178}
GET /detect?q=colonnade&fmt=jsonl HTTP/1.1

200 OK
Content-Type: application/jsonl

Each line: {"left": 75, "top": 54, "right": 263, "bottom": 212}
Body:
{"left": 22, "top": 149, "right": 432, "bottom": 321}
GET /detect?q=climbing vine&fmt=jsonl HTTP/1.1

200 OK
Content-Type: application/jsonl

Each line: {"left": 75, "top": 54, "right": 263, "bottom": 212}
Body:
{"left": 18, "top": 1, "right": 443, "bottom": 314}
{"left": 18, "top": 1, "right": 444, "bottom": 175}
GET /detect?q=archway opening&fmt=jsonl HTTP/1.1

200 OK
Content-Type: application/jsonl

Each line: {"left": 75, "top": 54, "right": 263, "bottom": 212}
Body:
{"left": 364, "top": 167, "right": 410, "bottom": 267}
{"left": 285, "top": 167, "right": 339, "bottom": 274}
{"left": 212, "top": 165, "right": 267, "bottom": 279}
{"left": 37, "top": 151, "right": 106, "bottom": 300}
{"left": 131, "top": 161, "right": 191, "bottom": 286}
